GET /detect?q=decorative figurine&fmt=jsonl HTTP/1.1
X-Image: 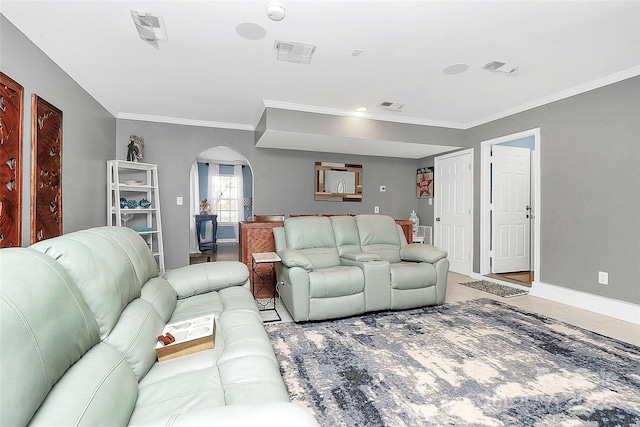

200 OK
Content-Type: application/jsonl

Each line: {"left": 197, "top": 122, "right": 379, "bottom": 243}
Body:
{"left": 200, "top": 199, "right": 211, "bottom": 215}
{"left": 139, "top": 199, "right": 151, "bottom": 209}
{"left": 126, "top": 135, "right": 144, "bottom": 162}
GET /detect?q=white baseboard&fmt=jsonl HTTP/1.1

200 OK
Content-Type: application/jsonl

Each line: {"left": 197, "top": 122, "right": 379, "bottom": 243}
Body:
{"left": 529, "top": 280, "right": 640, "bottom": 325}
{"left": 469, "top": 273, "right": 639, "bottom": 325}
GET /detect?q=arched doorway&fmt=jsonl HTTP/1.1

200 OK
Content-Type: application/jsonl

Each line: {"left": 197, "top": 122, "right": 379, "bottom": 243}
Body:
{"left": 189, "top": 147, "right": 253, "bottom": 262}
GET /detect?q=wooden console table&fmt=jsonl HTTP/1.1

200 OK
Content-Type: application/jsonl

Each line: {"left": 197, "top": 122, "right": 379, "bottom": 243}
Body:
{"left": 239, "top": 219, "right": 412, "bottom": 287}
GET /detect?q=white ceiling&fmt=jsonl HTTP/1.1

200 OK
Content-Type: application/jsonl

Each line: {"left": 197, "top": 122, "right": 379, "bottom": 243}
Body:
{"left": 3, "top": 1, "right": 639, "bottom": 157}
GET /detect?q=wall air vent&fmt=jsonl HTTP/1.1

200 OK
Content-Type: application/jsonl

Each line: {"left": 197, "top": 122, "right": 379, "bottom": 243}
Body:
{"left": 274, "top": 40, "right": 317, "bottom": 64}
{"left": 131, "top": 10, "right": 167, "bottom": 48}
{"left": 482, "top": 61, "right": 519, "bottom": 76}
{"left": 378, "top": 101, "right": 404, "bottom": 112}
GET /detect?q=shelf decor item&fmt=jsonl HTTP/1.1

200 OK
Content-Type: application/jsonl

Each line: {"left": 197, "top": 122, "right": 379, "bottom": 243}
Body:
{"left": 409, "top": 210, "right": 420, "bottom": 237}
{"left": 31, "top": 95, "right": 63, "bottom": 243}
{"left": 139, "top": 198, "right": 151, "bottom": 208}
{"left": 126, "top": 199, "right": 138, "bottom": 209}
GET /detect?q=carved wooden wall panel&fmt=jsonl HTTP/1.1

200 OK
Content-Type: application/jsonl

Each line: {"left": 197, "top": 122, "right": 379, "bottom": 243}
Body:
{"left": 0, "top": 72, "right": 24, "bottom": 248}
{"left": 31, "top": 95, "right": 62, "bottom": 243}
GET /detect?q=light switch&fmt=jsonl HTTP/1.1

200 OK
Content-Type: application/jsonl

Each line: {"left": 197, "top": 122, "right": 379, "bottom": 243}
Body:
{"left": 374, "top": 206, "right": 380, "bottom": 213}
{"left": 429, "top": 198, "right": 433, "bottom": 206}
{"left": 176, "top": 196, "right": 183, "bottom": 206}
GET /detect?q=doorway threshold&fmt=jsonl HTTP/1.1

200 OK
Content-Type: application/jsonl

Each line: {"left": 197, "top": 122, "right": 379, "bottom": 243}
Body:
{"left": 486, "top": 271, "right": 533, "bottom": 287}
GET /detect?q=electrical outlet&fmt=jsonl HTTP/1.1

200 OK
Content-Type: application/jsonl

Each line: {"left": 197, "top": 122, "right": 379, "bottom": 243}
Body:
{"left": 176, "top": 196, "right": 183, "bottom": 206}
{"left": 374, "top": 206, "right": 380, "bottom": 213}
{"left": 598, "top": 271, "right": 608, "bottom": 285}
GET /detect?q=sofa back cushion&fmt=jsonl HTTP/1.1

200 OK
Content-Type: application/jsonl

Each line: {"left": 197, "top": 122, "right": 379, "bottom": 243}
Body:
{"left": 30, "top": 227, "right": 158, "bottom": 339}
{"left": 355, "top": 215, "right": 402, "bottom": 263}
{"left": 330, "top": 216, "right": 361, "bottom": 256}
{"left": 284, "top": 217, "right": 340, "bottom": 268}
{"left": 0, "top": 248, "right": 101, "bottom": 427}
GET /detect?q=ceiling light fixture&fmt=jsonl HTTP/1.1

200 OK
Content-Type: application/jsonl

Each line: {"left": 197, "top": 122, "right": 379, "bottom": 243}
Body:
{"left": 130, "top": 10, "right": 167, "bottom": 49}
{"left": 273, "top": 40, "right": 317, "bottom": 64}
{"left": 267, "top": 3, "right": 286, "bottom": 21}
{"left": 355, "top": 107, "right": 368, "bottom": 112}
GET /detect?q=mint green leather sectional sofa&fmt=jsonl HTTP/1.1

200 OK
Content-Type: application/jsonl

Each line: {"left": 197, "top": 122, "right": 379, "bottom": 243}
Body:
{"left": 274, "top": 214, "right": 449, "bottom": 322}
{"left": 0, "top": 226, "right": 318, "bottom": 427}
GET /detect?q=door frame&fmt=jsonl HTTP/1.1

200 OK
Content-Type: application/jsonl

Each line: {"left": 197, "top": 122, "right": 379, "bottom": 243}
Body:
{"left": 434, "top": 148, "right": 474, "bottom": 276}
{"left": 480, "top": 128, "right": 541, "bottom": 279}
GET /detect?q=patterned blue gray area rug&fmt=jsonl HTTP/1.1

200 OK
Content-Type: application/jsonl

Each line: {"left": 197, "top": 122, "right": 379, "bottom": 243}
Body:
{"left": 460, "top": 280, "right": 528, "bottom": 297}
{"left": 265, "top": 299, "right": 640, "bottom": 427}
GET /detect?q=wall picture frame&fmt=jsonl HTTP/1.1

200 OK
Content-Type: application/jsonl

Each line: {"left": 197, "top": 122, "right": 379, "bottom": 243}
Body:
{"left": 0, "top": 72, "right": 25, "bottom": 248}
{"left": 417, "top": 167, "right": 433, "bottom": 199}
{"left": 31, "top": 94, "right": 63, "bottom": 243}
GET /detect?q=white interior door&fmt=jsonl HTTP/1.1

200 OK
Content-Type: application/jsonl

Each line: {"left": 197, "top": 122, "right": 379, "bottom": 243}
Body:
{"left": 434, "top": 150, "right": 473, "bottom": 275}
{"left": 492, "top": 145, "right": 531, "bottom": 273}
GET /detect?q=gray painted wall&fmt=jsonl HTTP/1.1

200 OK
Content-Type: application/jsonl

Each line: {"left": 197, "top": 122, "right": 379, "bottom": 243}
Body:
{"left": 1, "top": 16, "right": 115, "bottom": 244}
{"left": 116, "top": 119, "right": 423, "bottom": 268}
{"left": 7, "top": 12, "right": 637, "bottom": 305}
{"left": 463, "top": 77, "right": 639, "bottom": 304}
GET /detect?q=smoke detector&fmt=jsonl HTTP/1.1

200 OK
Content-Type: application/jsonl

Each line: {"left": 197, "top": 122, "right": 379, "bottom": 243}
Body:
{"left": 267, "top": 3, "right": 286, "bottom": 21}
{"left": 273, "top": 40, "right": 317, "bottom": 64}
{"left": 482, "top": 61, "right": 519, "bottom": 76}
{"left": 378, "top": 101, "right": 404, "bottom": 112}
{"left": 131, "top": 11, "right": 167, "bottom": 48}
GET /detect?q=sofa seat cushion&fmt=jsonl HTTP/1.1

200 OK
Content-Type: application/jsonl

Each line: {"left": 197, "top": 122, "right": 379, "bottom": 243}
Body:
{"left": 130, "top": 366, "right": 226, "bottom": 425}
{"left": 389, "top": 262, "right": 437, "bottom": 290}
{"left": 309, "top": 266, "right": 364, "bottom": 298}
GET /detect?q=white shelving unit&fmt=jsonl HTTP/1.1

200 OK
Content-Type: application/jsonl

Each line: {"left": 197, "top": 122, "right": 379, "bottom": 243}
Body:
{"left": 108, "top": 160, "right": 165, "bottom": 274}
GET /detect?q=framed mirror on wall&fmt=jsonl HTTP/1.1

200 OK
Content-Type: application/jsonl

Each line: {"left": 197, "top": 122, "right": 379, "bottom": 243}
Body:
{"left": 315, "top": 162, "right": 362, "bottom": 202}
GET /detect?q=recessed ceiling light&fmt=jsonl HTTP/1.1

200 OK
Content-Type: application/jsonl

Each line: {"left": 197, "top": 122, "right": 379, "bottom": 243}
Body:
{"left": 443, "top": 63, "right": 469, "bottom": 75}
{"left": 235, "top": 22, "right": 266, "bottom": 40}
{"left": 356, "top": 107, "right": 368, "bottom": 112}
{"left": 351, "top": 49, "right": 364, "bottom": 57}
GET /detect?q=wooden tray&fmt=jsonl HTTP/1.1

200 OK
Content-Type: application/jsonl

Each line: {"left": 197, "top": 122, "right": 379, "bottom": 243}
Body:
{"left": 156, "top": 315, "right": 216, "bottom": 362}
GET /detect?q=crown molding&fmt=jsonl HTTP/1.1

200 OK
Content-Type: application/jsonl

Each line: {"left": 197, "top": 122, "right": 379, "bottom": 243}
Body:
{"left": 116, "top": 113, "right": 254, "bottom": 131}
{"left": 464, "top": 66, "right": 640, "bottom": 129}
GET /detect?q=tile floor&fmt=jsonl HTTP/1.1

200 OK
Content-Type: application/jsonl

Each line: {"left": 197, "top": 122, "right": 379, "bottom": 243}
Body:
{"left": 267, "top": 271, "right": 640, "bottom": 347}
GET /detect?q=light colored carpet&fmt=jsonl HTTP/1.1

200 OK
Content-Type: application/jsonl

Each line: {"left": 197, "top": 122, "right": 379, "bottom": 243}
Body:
{"left": 266, "top": 299, "right": 640, "bottom": 426}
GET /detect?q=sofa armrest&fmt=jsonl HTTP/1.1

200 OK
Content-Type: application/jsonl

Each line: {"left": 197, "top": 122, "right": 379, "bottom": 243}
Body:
{"left": 164, "top": 261, "right": 249, "bottom": 299}
{"left": 277, "top": 248, "right": 313, "bottom": 271}
{"left": 400, "top": 244, "right": 447, "bottom": 263}
{"left": 340, "top": 252, "right": 381, "bottom": 262}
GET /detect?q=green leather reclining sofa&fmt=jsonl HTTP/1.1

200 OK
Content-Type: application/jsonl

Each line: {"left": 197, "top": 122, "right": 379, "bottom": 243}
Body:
{"left": 0, "top": 227, "right": 318, "bottom": 427}
{"left": 274, "top": 214, "right": 449, "bottom": 322}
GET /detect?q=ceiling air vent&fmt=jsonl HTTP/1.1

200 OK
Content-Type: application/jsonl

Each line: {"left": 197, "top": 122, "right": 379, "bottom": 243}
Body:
{"left": 378, "top": 101, "right": 404, "bottom": 112}
{"left": 482, "top": 61, "right": 519, "bottom": 76}
{"left": 274, "top": 40, "right": 317, "bottom": 64}
{"left": 131, "top": 10, "right": 167, "bottom": 48}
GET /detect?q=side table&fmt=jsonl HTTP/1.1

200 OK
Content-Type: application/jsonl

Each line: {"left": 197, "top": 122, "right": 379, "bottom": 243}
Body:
{"left": 251, "top": 252, "right": 282, "bottom": 322}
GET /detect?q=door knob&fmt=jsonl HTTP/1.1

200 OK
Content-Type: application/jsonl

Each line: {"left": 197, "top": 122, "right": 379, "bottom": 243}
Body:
{"left": 436, "top": 217, "right": 441, "bottom": 221}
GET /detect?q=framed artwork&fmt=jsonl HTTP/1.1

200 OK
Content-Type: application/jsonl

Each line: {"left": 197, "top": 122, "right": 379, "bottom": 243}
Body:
{"left": 31, "top": 95, "right": 63, "bottom": 243}
{"left": 417, "top": 167, "right": 433, "bottom": 199}
{"left": 0, "top": 72, "right": 24, "bottom": 248}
